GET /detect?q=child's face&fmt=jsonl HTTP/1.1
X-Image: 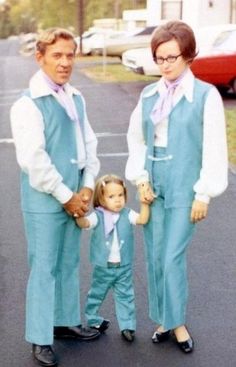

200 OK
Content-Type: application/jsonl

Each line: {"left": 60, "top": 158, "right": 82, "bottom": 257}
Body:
{"left": 101, "top": 182, "right": 125, "bottom": 213}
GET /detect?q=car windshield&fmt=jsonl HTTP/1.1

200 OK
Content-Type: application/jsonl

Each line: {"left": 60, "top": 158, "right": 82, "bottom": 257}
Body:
{"left": 213, "top": 30, "right": 236, "bottom": 51}
{"left": 135, "top": 26, "right": 156, "bottom": 36}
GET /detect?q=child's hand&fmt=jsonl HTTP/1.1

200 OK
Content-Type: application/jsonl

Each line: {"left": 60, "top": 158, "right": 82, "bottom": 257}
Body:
{"left": 75, "top": 217, "right": 90, "bottom": 228}
{"left": 137, "top": 182, "right": 156, "bottom": 204}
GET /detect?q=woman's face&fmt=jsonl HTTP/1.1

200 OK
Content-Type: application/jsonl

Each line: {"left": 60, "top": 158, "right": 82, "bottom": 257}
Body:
{"left": 154, "top": 38, "right": 189, "bottom": 81}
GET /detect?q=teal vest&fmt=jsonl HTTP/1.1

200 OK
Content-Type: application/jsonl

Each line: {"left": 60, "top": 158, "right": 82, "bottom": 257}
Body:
{"left": 90, "top": 208, "right": 134, "bottom": 267}
{"left": 142, "top": 78, "right": 212, "bottom": 208}
{"left": 21, "top": 93, "right": 85, "bottom": 213}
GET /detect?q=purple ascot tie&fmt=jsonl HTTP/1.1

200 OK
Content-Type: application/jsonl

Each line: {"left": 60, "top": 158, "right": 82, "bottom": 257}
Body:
{"left": 96, "top": 206, "right": 120, "bottom": 238}
{"left": 151, "top": 69, "right": 187, "bottom": 125}
{"left": 42, "top": 71, "right": 78, "bottom": 121}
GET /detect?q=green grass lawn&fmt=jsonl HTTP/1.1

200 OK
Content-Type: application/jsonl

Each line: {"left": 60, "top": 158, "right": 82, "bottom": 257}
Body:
{"left": 225, "top": 109, "right": 236, "bottom": 167}
{"left": 78, "top": 59, "right": 236, "bottom": 167}
{"left": 79, "top": 62, "right": 157, "bottom": 83}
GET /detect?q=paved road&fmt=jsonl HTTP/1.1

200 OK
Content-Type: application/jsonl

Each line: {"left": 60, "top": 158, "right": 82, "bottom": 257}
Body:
{"left": 0, "top": 38, "right": 236, "bottom": 367}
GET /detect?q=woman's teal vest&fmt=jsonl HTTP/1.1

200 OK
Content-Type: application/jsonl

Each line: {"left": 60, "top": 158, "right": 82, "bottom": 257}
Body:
{"left": 90, "top": 208, "right": 134, "bottom": 267}
{"left": 21, "top": 93, "right": 85, "bottom": 213}
{"left": 142, "top": 78, "right": 212, "bottom": 208}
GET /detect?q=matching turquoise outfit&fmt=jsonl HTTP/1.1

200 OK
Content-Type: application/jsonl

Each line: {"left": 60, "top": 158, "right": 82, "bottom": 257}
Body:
{"left": 22, "top": 94, "right": 85, "bottom": 345}
{"left": 141, "top": 79, "right": 212, "bottom": 330}
{"left": 85, "top": 208, "right": 136, "bottom": 332}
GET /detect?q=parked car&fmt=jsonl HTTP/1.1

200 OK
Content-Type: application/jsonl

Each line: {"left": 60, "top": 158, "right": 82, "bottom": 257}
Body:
{"left": 93, "top": 26, "right": 157, "bottom": 58}
{"left": 122, "top": 24, "right": 236, "bottom": 78}
{"left": 194, "top": 23, "right": 236, "bottom": 55}
{"left": 191, "top": 28, "right": 236, "bottom": 94}
{"left": 75, "top": 31, "right": 97, "bottom": 55}
{"left": 75, "top": 29, "right": 129, "bottom": 55}
{"left": 19, "top": 33, "right": 37, "bottom": 56}
{"left": 122, "top": 46, "right": 159, "bottom": 75}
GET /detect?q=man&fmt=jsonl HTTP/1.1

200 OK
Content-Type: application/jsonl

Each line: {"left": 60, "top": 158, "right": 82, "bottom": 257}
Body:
{"left": 10, "top": 28, "right": 100, "bottom": 366}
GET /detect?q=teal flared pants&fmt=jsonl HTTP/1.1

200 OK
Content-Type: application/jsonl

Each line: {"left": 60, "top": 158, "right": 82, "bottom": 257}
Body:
{"left": 23, "top": 211, "right": 81, "bottom": 345}
{"left": 144, "top": 151, "right": 196, "bottom": 330}
{"left": 85, "top": 264, "right": 136, "bottom": 331}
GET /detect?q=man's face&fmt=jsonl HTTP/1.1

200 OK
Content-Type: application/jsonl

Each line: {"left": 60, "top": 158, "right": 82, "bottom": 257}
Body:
{"left": 36, "top": 38, "right": 76, "bottom": 85}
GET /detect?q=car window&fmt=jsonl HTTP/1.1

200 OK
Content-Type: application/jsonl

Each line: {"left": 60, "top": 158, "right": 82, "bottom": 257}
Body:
{"left": 135, "top": 26, "right": 156, "bottom": 36}
{"left": 213, "top": 30, "right": 236, "bottom": 51}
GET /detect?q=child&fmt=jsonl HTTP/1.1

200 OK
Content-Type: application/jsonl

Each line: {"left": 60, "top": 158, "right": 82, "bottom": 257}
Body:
{"left": 76, "top": 174, "right": 150, "bottom": 342}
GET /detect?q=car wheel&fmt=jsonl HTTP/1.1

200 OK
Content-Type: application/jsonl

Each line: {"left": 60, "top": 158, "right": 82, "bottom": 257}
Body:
{"left": 218, "top": 86, "right": 230, "bottom": 97}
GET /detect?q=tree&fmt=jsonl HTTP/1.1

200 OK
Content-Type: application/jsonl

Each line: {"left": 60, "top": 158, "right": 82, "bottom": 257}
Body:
{"left": 84, "top": 0, "right": 146, "bottom": 30}
{"left": 0, "top": 0, "right": 147, "bottom": 38}
{"left": 0, "top": 2, "right": 12, "bottom": 37}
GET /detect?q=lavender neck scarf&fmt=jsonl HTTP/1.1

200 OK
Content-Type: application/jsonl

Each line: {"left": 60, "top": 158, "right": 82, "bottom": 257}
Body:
{"left": 42, "top": 71, "right": 78, "bottom": 121}
{"left": 151, "top": 68, "right": 188, "bottom": 125}
{"left": 96, "top": 206, "right": 120, "bottom": 238}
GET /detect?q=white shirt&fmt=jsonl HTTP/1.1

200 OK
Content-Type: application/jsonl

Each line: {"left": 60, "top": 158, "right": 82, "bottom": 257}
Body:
{"left": 85, "top": 210, "right": 139, "bottom": 263}
{"left": 125, "top": 69, "right": 228, "bottom": 204}
{"left": 10, "top": 70, "right": 100, "bottom": 204}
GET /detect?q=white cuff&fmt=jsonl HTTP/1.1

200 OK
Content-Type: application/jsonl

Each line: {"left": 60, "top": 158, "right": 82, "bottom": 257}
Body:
{"left": 194, "top": 193, "right": 211, "bottom": 204}
{"left": 83, "top": 171, "right": 95, "bottom": 190}
{"left": 52, "top": 183, "right": 73, "bottom": 204}
{"left": 135, "top": 175, "right": 150, "bottom": 187}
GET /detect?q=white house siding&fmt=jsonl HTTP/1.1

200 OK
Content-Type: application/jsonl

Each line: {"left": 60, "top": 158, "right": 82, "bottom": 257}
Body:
{"left": 183, "top": 0, "right": 231, "bottom": 28}
{"left": 146, "top": 0, "right": 233, "bottom": 28}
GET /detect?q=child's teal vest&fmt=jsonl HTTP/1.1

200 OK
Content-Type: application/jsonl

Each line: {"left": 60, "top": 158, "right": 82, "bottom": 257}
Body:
{"left": 90, "top": 208, "right": 134, "bottom": 267}
{"left": 21, "top": 93, "right": 85, "bottom": 213}
{"left": 142, "top": 78, "right": 212, "bottom": 208}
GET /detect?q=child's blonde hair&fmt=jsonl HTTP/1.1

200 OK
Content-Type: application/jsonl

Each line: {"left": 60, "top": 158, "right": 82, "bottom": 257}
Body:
{"left": 93, "top": 174, "right": 127, "bottom": 208}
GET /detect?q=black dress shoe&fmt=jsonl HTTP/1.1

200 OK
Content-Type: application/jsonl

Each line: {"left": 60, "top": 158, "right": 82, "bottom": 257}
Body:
{"left": 152, "top": 330, "right": 171, "bottom": 343}
{"left": 54, "top": 325, "right": 100, "bottom": 341}
{"left": 121, "top": 329, "right": 135, "bottom": 342}
{"left": 91, "top": 319, "right": 110, "bottom": 333}
{"left": 32, "top": 344, "right": 57, "bottom": 366}
{"left": 176, "top": 337, "right": 194, "bottom": 353}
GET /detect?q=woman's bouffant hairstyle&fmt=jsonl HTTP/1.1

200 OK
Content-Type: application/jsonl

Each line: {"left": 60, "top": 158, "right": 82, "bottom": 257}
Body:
{"left": 93, "top": 174, "right": 127, "bottom": 208}
{"left": 151, "top": 20, "right": 198, "bottom": 63}
{"left": 36, "top": 27, "right": 77, "bottom": 55}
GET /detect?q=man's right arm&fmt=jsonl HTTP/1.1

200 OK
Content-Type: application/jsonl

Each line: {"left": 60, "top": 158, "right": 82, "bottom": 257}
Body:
{"left": 10, "top": 96, "right": 73, "bottom": 204}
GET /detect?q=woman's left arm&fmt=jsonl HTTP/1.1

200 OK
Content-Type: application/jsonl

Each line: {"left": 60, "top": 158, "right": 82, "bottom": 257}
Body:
{"left": 191, "top": 87, "right": 228, "bottom": 222}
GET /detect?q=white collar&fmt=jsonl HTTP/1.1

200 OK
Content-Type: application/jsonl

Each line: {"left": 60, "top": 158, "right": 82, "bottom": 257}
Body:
{"left": 142, "top": 68, "right": 195, "bottom": 103}
{"left": 29, "top": 69, "right": 81, "bottom": 99}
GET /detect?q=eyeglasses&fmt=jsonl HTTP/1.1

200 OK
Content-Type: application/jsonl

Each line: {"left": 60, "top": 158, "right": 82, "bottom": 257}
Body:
{"left": 153, "top": 53, "right": 182, "bottom": 65}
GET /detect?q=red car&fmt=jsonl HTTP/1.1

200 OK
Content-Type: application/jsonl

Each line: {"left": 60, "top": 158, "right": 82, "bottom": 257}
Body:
{"left": 191, "top": 29, "right": 236, "bottom": 94}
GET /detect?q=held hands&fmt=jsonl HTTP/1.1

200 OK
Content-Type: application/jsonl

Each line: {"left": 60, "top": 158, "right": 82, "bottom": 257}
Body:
{"left": 63, "top": 187, "right": 93, "bottom": 218}
{"left": 190, "top": 199, "right": 208, "bottom": 223}
{"left": 137, "top": 182, "right": 156, "bottom": 204}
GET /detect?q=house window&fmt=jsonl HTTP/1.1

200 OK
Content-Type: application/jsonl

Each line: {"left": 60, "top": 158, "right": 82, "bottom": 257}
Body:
{"left": 161, "top": 0, "right": 183, "bottom": 20}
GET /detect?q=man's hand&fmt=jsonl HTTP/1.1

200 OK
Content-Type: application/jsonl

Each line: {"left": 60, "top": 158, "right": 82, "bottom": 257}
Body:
{"left": 78, "top": 187, "right": 93, "bottom": 205}
{"left": 190, "top": 200, "right": 208, "bottom": 223}
{"left": 63, "top": 187, "right": 93, "bottom": 217}
{"left": 137, "top": 182, "right": 156, "bottom": 204}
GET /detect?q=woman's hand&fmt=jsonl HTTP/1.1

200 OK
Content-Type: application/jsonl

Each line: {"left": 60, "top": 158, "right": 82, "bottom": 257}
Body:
{"left": 190, "top": 200, "right": 208, "bottom": 223}
{"left": 137, "top": 182, "right": 156, "bottom": 204}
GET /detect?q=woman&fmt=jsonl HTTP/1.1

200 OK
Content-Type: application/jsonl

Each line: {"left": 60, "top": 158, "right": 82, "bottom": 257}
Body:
{"left": 125, "top": 20, "right": 228, "bottom": 353}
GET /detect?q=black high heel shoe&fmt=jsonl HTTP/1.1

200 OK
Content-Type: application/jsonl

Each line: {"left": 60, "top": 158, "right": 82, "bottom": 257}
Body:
{"left": 174, "top": 327, "right": 194, "bottom": 354}
{"left": 176, "top": 337, "right": 194, "bottom": 353}
{"left": 152, "top": 329, "right": 171, "bottom": 343}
